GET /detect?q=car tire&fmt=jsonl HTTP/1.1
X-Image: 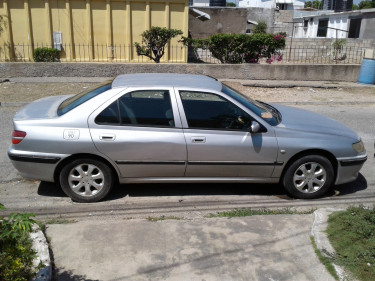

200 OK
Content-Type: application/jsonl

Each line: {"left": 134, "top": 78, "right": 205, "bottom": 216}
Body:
{"left": 282, "top": 155, "right": 334, "bottom": 199}
{"left": 59, "top": 158, "right": 114, "bottom": 203}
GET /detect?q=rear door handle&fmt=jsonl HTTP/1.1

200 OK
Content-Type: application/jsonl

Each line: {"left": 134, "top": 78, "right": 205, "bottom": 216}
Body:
{"left": 99, "top": 134, "right": 116, "bottom": 141}
{"left": 191, "top": 137, "right": 206, "bottom": 143}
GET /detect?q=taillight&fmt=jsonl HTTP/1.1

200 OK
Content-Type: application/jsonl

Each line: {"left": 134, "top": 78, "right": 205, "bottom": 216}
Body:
{"left": 12, "top": 130, "right": 27, "bottom": 144}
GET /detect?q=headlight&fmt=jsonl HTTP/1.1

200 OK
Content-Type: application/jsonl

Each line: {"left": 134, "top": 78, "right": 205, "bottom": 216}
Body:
{"left": 352, "top": 140, "right": 365, "bottom": 153}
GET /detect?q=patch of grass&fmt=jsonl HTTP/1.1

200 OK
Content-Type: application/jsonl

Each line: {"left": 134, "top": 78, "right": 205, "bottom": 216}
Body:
{"left": 327, "top": 205, "right": 375, "bottom": 281}
{"left": 147, "top": 215, "right": 181, "bottom": 222}
{"left": 206, "top": 207, "right": 315, "bottom": 218}
{"left": 44, "top": 218, "right": 77, "bottom": 225}
{"left": 310, "top": 236, "right": 339, "bottom": 280}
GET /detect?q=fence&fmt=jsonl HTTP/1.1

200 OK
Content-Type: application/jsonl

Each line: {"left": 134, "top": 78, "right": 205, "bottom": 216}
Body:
{"left": 0, "top": 44, "right": 187, "bottom": 63}
{"left": 0, "top": 43, "right": 368, "bottom": 64}
{"left": 188, "top": 45, "right": 367, "bottom": 64}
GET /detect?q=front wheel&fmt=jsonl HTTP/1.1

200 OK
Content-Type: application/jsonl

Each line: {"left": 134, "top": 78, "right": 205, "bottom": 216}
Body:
{"left": 59, "top": 158, "right": 114, "bottom": 203}
{"left": 282, "top": 155, "right": 334, "bottom": 199}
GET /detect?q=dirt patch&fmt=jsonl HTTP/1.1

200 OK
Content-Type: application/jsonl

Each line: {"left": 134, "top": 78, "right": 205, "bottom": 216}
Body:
{"left": 0, "top": 82, "right": 94, "bottom": 103}
{"left": 0, "top": 81, "right": 374, "bottom": 104}
{"left": 223, "top": 81, "right": 375, "bottom": 103}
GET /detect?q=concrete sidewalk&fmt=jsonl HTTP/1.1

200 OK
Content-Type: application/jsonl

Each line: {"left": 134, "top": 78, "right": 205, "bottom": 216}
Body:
{"left": 3, "top": 76, "right": 375, "bottom": 88}
{"left": 46, "top": 213, "right": 335, "bottom": 281}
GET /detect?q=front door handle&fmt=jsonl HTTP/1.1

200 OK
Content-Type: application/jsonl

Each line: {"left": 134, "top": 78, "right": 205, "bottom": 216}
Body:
{"left": 191, "top": 136, "right": 206, "bottom": 143}
{"left": 99, "top": 134, "right": 116, "bottom": 141}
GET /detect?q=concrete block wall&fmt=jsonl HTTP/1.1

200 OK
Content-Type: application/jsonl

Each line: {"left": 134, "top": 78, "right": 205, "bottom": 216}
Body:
{"left": 0, "top": 62, "right": 361, "bottom": 82}
{"left": 285, "top": 38, "right": 375, "bottom": 49}
{"left": 274, "top": 10, "right": 294, "bottom": 34}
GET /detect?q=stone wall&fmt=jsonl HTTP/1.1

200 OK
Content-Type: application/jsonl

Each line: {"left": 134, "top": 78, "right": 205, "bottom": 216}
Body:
{"left": 189, "top": 8, "right": 248, "bottom": 39}
{"left": 246, "top": 8, "right": 275, "bottom": 33}
{"left": 361, "top": 16, "right": 375, "bottom": 40}
{"left": 282, "top": 38, "right": 374, "bottom": 63}
{"left": 189, "top": 7, "right": 279, "bottom": 38}
{"left": 0, "top": 62, "right": 361, "bottom": 82}
{"left": 273, "top": 10, "right": 294, "bottom": 36}
{"left": 285, "top": 38, "right": 375, "bottom": 48}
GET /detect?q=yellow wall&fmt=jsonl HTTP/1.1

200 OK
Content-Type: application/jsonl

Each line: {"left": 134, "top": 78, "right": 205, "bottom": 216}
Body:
{"left": 0, "top": 0, "right": 188, "bottom": 62}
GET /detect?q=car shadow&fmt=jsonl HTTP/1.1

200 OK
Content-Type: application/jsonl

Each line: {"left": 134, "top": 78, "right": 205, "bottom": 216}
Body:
{"left": 328, "top": 173, "right": 368, "bottom": 197}
{"left": 37, "top": 181, "right": 66, "bottom": 197}
{"left": 37, "top": 173, "right": 367, "bottom": 201}
{"left": 106, "top": 182, "right": 287, "bottom": 201}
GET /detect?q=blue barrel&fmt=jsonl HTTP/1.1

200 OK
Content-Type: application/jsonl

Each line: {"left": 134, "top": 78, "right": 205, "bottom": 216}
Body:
{"left": 358, "top": 58, "right": 375, "bottom": 84}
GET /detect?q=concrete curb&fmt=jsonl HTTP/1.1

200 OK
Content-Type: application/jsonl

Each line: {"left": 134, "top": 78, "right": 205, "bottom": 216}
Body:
{"left": 30, "top": 224, "right": 52, "bottom": 281}
{"left": 311, "top": 208, "right": 352, "bottom": 281}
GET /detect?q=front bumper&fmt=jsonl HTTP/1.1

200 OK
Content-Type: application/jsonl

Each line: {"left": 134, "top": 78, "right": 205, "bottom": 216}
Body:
{"left": 335, "top": 155, "right": 367, "bottom": 185}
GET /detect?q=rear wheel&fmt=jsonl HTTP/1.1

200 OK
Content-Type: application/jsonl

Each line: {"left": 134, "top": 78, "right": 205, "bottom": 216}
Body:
{"left": 59, "top": 158, "right": 113, "bottom": 203}
{"left": 282, "top": 155, "right": 334, "bottom": 199}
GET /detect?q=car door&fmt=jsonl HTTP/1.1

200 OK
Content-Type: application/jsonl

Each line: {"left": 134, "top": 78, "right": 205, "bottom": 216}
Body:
{"left": 88, "top": 88, "right": 187, "bottom": 178}
{"left": 176, "top": 90, "right": 279, "bottom": 178}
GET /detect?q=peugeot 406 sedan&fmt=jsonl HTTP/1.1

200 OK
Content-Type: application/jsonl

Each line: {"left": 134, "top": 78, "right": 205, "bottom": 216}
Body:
{"left": 8, "top": 74, "right": 367, "bottom": 202}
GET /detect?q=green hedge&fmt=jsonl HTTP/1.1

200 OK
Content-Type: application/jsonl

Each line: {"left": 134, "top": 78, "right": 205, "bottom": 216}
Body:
{"left": 183, "top": 33, "right": 285, "bottom": 64}
{"left": 33, "top": 47, "right": 60, "bottom": 62}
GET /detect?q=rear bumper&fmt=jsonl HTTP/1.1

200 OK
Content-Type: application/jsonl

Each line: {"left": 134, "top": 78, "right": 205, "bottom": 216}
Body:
{"left": 8, "top": 149, "right": 69, "bottom": 182}
{"left": 335, "top": 155, "right": 367, "bottom": 185}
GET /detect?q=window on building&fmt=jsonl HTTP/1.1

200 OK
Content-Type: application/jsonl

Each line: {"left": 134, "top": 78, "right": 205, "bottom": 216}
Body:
{"left": 348, "top": 18, "right": 361, "bottom": 38}
{"left": 278, "top": 4, "right": 288, "bottom": 10}
{"left": 304, "top": 20, "right": 308, "bottom": 28}
{"left": 317, "top": 19, "right": 329, "bottom": 37}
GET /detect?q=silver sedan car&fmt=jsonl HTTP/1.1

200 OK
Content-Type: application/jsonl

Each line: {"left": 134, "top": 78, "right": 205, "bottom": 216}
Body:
{"left": 8, "top": 74, "right": 367, "bottom": 202}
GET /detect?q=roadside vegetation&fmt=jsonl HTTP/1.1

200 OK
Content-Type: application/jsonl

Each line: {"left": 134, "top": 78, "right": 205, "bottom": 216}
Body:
{"left": 182, "top": 32, "right": 285, "bottom": 64}
{"left": 327, "top": 205, "right": 375, "bottom": 281}
{"left": 207, "top": 207, "right": 315, "bottom": 218}
{"left": 147, "top": 215, "right": 181, "bottom": 222}
{"left": 310, "top": 236, "right": 339, "bottom": 280}
{"left": 135, "top": 26, "right": 183, "bottom": 63}
{"left": 0, "top": 204, "right": 38, "bottom": 281}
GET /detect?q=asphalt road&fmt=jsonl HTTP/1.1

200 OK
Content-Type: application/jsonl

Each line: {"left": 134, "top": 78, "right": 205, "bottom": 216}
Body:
{"left": 0, "top": 102, "right": 374, "bottom": 220}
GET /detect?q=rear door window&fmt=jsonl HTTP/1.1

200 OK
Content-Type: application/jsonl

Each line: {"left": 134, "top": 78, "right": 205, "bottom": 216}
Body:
{"left": 95, "top": 90, "right": 175, "bottom": 127}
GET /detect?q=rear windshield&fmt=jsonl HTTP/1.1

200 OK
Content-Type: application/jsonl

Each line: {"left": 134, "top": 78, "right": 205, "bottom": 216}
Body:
{"left": 57, "top": 81, "right": 112, "bottom": 116}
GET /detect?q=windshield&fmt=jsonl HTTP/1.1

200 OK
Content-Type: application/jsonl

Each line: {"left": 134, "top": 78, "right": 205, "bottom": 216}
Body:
{"left": 57, "top": 80, "right": 112, "bottom": 116}
{"left": 221, "top": 84, "right": 281, "bottom": 126}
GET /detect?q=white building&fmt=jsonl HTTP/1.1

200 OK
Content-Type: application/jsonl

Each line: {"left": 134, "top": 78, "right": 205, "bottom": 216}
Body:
{"left": 294, "top": 8, "right": 375, "bottom": 39}
{"left": 238, "top": 0, "right": 304, "bottom": 10}
{"left": 189, "top": 0, "right": 210, "bottom": 7}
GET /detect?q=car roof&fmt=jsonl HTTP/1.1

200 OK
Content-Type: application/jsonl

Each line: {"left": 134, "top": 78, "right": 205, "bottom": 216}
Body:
{"left": 112, "top": 73, "right": 222, "bottom": 91}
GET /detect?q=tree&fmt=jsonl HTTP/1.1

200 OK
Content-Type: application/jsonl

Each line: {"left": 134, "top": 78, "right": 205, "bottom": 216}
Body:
{"left": 226, "top": 2, "right": 236, "bottom": 7}
{"left": 135, "top": 26, "right": 183, "bottom": 63}
{"left": 253, "top": 21, "right": 267, "bottom": 34}
{"left": 357, "top": 0, "right": 375, "bottom": 9}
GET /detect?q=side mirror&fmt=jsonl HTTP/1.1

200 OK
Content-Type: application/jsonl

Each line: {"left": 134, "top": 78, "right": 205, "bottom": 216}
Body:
{"left": 250, "top": 121, "right": 261, "bottom": 133}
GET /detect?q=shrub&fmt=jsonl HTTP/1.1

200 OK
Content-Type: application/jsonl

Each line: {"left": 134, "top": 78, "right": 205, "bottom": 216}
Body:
{"left": 33, "top": 47, "right": 60, "bottom": 62}
{"left": 253, "top": 21, "right": 267, "bottom": 34}
{"left": 135, "top": 26, "right": 183, "bottom": 63}
{"left": 0, "top": 211, "right": 37, "bottom": 281}
{"left": 182, "top": 33, "right": 285, "bottom": 64}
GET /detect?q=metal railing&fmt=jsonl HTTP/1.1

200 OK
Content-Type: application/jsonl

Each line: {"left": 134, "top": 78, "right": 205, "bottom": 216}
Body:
{"left": 0, "top": 43, "right": 187, "bottom": 63}
{"left": 0, "top": 43, "right": 367, "bottom": 64}
{"left": 188, "top": 45, "right": 366, "bottom": 64}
